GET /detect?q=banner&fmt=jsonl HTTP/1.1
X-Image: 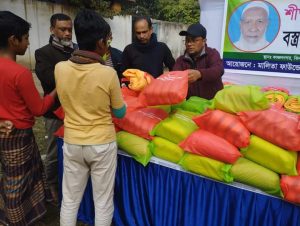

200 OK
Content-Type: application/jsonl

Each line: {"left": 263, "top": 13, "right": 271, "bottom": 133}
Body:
{"left": 222, "top": 0, "right": 300, "bottom": 77}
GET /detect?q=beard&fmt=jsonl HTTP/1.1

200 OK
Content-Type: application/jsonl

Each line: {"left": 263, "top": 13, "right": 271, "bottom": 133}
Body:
{"left": 60, "top": 39, "right": 73, "bottom": 47}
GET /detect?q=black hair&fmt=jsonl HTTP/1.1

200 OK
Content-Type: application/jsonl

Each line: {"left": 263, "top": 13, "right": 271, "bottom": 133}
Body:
{"left": 50, "top": 13, "right": 71, "bottom": 27}
{"left": 74, "top": 9, "right": 110, "bottom": 51}
{"left": 0, "top": 11, "right": 31, "bottom": 49}
{"left": 133, "top": 16, "right": 152, "bottom": 29}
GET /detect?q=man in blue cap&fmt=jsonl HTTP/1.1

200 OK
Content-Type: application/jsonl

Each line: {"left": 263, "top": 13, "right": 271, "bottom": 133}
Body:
{"left": 173, "top": 23, "right": 224, "bottom": 100}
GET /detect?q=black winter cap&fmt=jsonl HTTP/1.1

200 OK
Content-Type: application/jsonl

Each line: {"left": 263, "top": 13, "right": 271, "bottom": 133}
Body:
{"left": 179, "top": 23, "right": 207, "bottom": 38}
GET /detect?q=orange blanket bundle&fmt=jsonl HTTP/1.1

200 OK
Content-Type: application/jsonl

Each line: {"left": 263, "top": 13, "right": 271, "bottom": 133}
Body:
{"left": 121, "top": 87, "right": 145, "bottom": 113}
{"left": 280, "top": 175, "right": 300, "bottom": 204}
{"left": 122, "top": 69, "right": 153, "bottom": 91}
{"left": 114, "top": 108, "right": 168, "bottom": 140}
{"left": 139, "top": 70, "right": 188, "bottom": 106}
{"left": 179, "top": 129, "right": 242, "bottom": 164}
{"left": 121, "top": 86, "right": 139, "bottom": 97}
{"left": 193, "top": 110, "right": 250, "bottom": 148}
{"left": 238, "top": 107, "right": 300, "bottom": 151}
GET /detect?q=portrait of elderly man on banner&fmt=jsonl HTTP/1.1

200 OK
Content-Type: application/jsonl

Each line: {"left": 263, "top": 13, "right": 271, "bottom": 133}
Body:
{"left": 228, "top": 0, "right": 280, "bottom": 52}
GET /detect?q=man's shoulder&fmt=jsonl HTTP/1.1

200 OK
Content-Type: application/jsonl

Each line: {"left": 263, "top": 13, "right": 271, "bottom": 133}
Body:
{"left": 110, "top": 47, "right": 122, "bottom": 59}
{"left": 3, "top": 59, "right": 31, "bottom": 78}
{"left": 205, "top": 46, "right": 221, "bottom": 55}
{"left": 110, "top": 47, "right": 122, "bottom": 54}
{"left": 157, "top": 41, "right": 168, "bottom": 47}
{"left": 175, "top": 54, "right": 186, "bottom": 61}
{"left": 123, "top": 43, "right": 135, "bottom": 51}
{"left": 11, "top": 61, "right": 31, "bottom": 74}
{"left": 57, "top": 61, "right": 115, "bottom": 74}
{"left": 35, "top": 43, "right": 52, "bottom": 53}
{"left": 96, "top": 64, "right": 116, "bottom": 74}
{"left": 205, "top": 45, "right": 218, "bottom": 51}
{"left": 35, "top": 44, "right": 62, "bottom": 58}
{"left": 83, "top": 64, "right": 118, "bottom": 84}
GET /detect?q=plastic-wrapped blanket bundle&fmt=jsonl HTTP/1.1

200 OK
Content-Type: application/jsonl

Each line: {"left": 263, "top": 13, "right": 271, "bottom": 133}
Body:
{"left": 179, "top": 129, "right": 242, "bottom": 164}
{"left": 121, "top": 87, "right": 145, "bottom": 113}
{"left": 149, "top": 137, "right": 185, "bottom": 163}
{"left": 116, "top": 131, "right": 151, "bottom": 166}
{"left": 297, "top": 153, "right": 300, "bottom": 175}
{"left": 114, "top": 108, "right": 168, "bottom": 140}
{"left": 150, "top": 110, "right": 198, "bottom": 144}
{"left": 172, "top": 96, "right": 212, "bottom": 114}
{"left": 241, "top": 135, "right": 298, "bottom": 176}
{"left": 212, "top": 85, "right": 270, "bottom": 114}
{"left": 179, "top": 153, "right": 233, "bottom": 183}
{"left": 280, "top": 175, "right": 300, "bottom": 204}
{"left": 193, "top": 110, "right": 250, "bottom": 148}
{"left": 139, "top": 70, "right": 188, "bottom": 106}
{"left": 231, "top": 158, "right": 282, "bottom": 196}
{"left": 238, "top": 107, "right": 300, "bottom": 151}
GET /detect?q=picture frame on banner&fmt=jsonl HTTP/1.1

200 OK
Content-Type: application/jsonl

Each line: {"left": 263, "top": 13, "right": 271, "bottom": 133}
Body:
{"left": 221, "top": 0, "right": 300, "bottom": 78}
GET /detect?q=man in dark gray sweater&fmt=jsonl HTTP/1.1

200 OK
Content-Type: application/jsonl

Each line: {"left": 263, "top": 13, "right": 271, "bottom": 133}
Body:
{"left": 122, "top": 16, "right": 175, "bottom": 78}
{"left": 35, "top": 13, "right": 76, "bottom": 204}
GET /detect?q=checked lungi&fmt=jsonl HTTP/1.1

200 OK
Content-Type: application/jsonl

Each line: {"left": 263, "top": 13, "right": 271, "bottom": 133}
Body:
{"left": 0, "top": 128, "right": 53, "bottom": 226}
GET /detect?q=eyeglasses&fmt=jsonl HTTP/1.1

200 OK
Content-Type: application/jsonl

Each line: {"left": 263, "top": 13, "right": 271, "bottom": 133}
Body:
{"left": 185, "top": 37, "right": 204, "bottom": 44}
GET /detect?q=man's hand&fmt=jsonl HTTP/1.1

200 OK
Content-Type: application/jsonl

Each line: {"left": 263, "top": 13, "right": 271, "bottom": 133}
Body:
{"left": 188, "top": 69, "right": 201, "bottom": 83}
{"left": 0, "top": 120, "right": 14, "bottom": 134}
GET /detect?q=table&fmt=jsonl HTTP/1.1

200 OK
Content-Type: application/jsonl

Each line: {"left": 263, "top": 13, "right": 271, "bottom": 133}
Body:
{"left": 57, "top": 138, "right": 300, "bottom": 226}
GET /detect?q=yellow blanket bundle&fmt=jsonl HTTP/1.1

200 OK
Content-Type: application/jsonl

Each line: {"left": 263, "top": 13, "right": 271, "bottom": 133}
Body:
{"left": 284, "top": 96, "right": 300, "bottom": 113}
{"left": 264, "top": 91, "right": 288, "bottom": 107}
{"left": 122, "top": 69, "right": 153, "bottom": 91}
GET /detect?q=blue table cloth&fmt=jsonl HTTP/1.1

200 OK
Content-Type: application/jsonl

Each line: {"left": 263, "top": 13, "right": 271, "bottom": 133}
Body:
{"left": 57, "top": 138, "right": 300, "bottom": 226}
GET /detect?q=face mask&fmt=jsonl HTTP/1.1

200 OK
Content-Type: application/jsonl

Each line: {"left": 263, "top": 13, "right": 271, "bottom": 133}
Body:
{"left": 101, "top": 53, "right": 109, "bottom": 62}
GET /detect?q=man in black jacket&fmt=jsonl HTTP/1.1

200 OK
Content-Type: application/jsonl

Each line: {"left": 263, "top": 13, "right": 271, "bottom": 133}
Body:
{"left": 122, "top": 16, "right": 175, "bottom": 78}
{"left": 102, "top": 29, "right": 123, "bottom": 82}
{"left": 35, "top": 13, "right": 76, "bottom": 203}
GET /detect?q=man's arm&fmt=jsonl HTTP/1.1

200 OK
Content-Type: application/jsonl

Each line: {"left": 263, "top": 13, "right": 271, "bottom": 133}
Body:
{"left": 17, "top": 69, "right": 55, "bottom": 116}
{"left": 172, "top": 56, "right": 186, "bottom": 71}
{"left": 35, "top": 48, "right": 56, "bottom": 92}
{"left": 163, "top": 44, "right": 175, "bottom": 71}
{"left": 110, "top": 47, "right": 123, "bottom": 82}
{"left": 198, "top": 49, "right": 224, "bottom": 82}
{"left": 110, "top": 71, "right": 126, "bottom": 118}
{"left": 0, "top": 120, "right": 13, "bottom": 134}
{"left": 121, "top": 46, "right": 131, "bottom": 74}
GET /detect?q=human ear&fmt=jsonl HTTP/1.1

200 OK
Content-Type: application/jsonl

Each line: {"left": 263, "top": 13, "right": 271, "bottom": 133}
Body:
{"left": 8, "top": 35, "right": 19, "bottom": 47}
{"left": 97, "top": 39, "right": 107, "bottom": 48}
{"left": 149, "top": 27, "right": 153, "bottom": 35}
